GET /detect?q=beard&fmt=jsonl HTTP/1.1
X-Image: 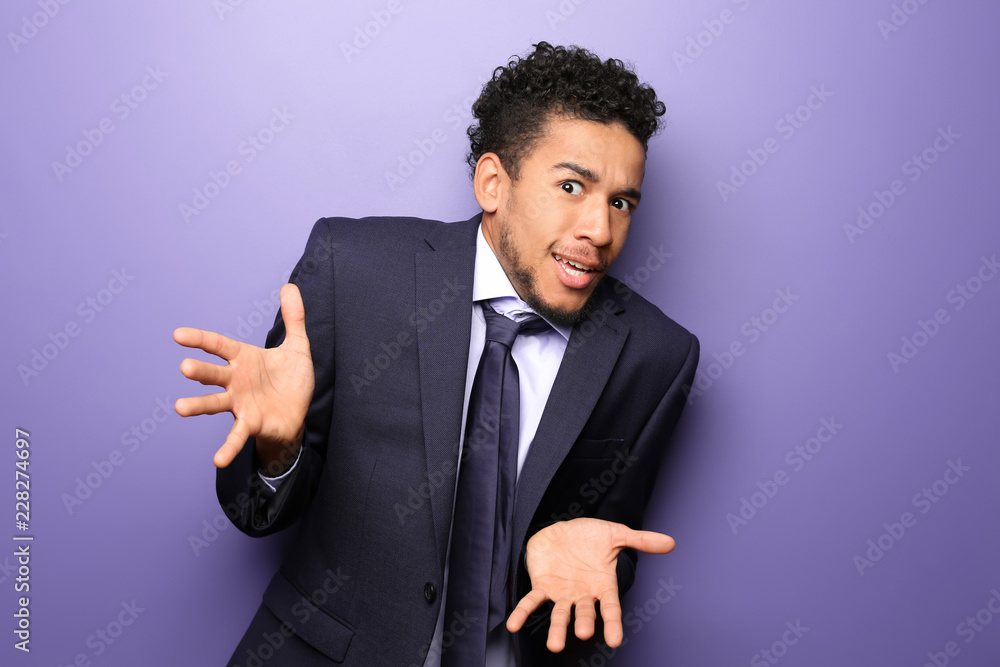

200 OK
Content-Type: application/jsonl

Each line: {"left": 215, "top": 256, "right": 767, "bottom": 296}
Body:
{"left": 495, "top": 218, "right": 603, "bottom": 327}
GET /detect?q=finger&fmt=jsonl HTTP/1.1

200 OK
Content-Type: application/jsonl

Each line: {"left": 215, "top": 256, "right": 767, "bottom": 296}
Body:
{"left": 573, "top": 599, "right": 597, "bottom": 641}
{"left": 214, "top": 418, "right": 250, "bottom": 468}
{"left": 616, "top": 526, "right": 676, "bottom": 555}
{"left": 506, "top": 589, "right": 548, "bottom": 633}
{"left": 173, "top": 327, "right": 241, "bottom": 362}
{"left": 179, "top": 358, "right": 232, "bottom": 387}
{"left": 278, "top": 284, "right": 310, "bottom": 352}
{"left": 175, "top": 392, "right": 232, "bottom": 418}
{"left": 598, "top": 595, "right": 625, "bottom": 648}
{"left": 545, "top": 602, "right": 572, "bottom": 653}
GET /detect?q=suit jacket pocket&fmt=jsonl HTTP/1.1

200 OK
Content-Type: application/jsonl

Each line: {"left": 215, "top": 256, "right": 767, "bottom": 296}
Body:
{"left": 534, "top": 438, "right": 630, "bottom": 522}
{"left": 565, "top": 437, "right": 626, "bottom": 460}
{"left": 262, "top": 571, "right": 355, "bottom": 662}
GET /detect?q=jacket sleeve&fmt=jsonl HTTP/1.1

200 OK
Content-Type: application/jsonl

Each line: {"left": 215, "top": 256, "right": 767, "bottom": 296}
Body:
{"left": 216, "top": 218, "right": 340, "bottom": 537}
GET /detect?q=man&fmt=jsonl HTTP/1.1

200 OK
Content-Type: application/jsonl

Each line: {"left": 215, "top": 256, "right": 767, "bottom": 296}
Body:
{"left": 174, "top": 42, "right": 699, "bottom": 666}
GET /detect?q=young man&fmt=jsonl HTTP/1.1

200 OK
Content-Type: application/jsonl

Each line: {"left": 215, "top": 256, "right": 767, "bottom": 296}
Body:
{"left": 174, "top": 42, "right": 699, "bottom": 666}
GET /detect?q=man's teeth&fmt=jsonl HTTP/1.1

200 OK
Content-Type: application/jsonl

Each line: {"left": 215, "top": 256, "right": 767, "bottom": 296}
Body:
{"left": 555, "top": 254, "right": 591, "bottom": 276}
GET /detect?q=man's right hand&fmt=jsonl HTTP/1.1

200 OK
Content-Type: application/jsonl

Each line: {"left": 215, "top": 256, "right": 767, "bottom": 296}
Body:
{"left": 173, "top": 283, "right": 314, "bottom": 472}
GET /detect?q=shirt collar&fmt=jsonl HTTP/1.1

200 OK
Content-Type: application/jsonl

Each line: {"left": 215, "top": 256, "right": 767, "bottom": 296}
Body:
{"left": 473, "top": 223, "right": 573, "bottom": 341}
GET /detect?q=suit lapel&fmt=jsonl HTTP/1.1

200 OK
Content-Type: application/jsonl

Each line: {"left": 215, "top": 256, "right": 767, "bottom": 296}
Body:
{"left": 512, "top": 284, "right": 629, "bottom": 579}
{"left": 414, "top": 215, "right": 479, "bottom": 567}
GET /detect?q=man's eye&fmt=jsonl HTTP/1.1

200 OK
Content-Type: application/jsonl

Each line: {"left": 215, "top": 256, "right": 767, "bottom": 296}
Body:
{"left": 612, "top": 198, "right": 633, "bottom": 212}
{"left": 560, "top": 181, "right": 583, "bottom": 195}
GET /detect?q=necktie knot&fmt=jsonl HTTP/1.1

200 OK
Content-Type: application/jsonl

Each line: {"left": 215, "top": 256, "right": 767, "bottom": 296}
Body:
{"left": 482, "top": 303, "right": 550, "bottom": 349}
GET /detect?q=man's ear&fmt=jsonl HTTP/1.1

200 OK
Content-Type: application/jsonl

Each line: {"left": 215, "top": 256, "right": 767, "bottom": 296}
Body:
{"left": 473, "top": 152, "right": 508, "bottom": 213}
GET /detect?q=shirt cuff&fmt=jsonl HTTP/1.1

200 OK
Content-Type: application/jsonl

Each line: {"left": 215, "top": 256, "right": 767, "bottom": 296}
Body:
{"left": 256, "top": 445, "right": 303, "bottom": 492}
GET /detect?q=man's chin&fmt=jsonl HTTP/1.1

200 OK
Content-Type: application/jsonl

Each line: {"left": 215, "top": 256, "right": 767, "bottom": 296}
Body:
{"left": 525, "top": 283, "right": 603, "bottom": 327}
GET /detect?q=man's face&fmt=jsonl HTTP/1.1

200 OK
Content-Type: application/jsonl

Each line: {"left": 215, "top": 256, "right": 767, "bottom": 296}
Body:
{"left": 481, "top": 115, "right": 646, "bottom": 326}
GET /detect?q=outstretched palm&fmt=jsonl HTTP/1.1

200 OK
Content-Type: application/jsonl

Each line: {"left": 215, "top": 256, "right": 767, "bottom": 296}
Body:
{"left": 507, "top": 517, "right": 675, "bottom": 652}
{"left": 173, "top": 283, "right": 314, "bottom": 470}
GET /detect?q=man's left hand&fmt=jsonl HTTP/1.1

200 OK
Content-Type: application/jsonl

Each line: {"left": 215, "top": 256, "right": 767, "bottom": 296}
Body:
{"left": 506, "top": 517, "right": 675, "bottom": 652}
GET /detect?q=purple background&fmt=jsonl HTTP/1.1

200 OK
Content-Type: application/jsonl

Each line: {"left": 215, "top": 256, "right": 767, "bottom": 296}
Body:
{"left": 3, "top": 1, "right": 999, "bottom": 665}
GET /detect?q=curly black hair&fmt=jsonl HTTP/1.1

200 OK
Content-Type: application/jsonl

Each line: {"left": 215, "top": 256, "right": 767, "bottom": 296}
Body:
{"left": 466, "top": 41, "right": 666, "bottom": 180}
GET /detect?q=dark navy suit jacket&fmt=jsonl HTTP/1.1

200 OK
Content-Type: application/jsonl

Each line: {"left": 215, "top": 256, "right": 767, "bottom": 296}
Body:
{"left": 218, "top": 213, "right": 699, "bottom": 666}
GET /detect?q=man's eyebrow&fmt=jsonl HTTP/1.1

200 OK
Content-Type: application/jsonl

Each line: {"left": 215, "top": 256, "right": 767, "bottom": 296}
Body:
{"left": 553, "top": 161, "right": 599, "bottom": 182}
{"left": 552, "top": 161, "right": 641, "bottom": 203}
{"left": 619, "top": 186, "right": 642, "bottom": 203}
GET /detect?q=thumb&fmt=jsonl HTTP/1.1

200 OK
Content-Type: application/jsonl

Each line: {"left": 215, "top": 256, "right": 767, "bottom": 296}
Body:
{"left": 619, "top": 527, "right": 676, "bottom": 555}
{"left": 279, "top": 283, "right": 309, "bottom": 351}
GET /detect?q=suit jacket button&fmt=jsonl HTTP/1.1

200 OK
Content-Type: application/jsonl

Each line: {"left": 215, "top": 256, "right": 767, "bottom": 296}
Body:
{"left": 423, "top": 582, "right": 437, "bottom": 604}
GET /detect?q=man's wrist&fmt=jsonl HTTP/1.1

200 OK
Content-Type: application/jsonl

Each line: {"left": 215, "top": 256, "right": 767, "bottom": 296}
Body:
{"left": 254, "top": 428, "right": 304, "bottom": 477}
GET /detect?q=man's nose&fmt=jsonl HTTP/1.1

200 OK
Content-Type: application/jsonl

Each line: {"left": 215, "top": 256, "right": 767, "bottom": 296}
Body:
{"left": 575, "top": 200, "right": 613, "bottom": 247}
{"left": 576, "top": 202, "right": 612, "bottom": 248}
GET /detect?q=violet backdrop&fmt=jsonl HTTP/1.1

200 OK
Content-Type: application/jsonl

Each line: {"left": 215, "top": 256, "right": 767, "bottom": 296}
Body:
{"left": 2, "top": 1, "right": 998, "bottom": 665}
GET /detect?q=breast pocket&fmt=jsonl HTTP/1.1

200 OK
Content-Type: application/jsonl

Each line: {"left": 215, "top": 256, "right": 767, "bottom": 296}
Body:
{"left": 566, "top": 437, "right": 627, "bottom": 460}
{"left": 541, "top": 438, "right": 631, "bottom": 517}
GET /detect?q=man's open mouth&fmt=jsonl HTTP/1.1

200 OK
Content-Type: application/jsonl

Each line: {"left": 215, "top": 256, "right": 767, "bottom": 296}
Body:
{"left": 554, "top": 254, "right": 595, "bottom": 277}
